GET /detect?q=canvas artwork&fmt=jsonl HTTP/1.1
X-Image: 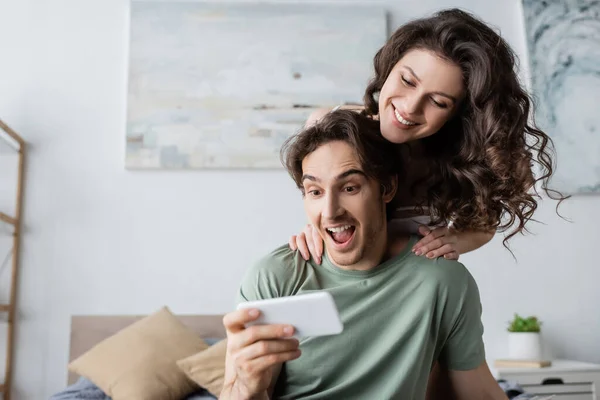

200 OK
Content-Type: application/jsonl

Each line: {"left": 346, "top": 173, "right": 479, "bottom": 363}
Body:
{"left": 125, "top": 2, "right": 386, "bottom": 169}
{"left": 521, "top": 0, "right": 600, "bottom": 194}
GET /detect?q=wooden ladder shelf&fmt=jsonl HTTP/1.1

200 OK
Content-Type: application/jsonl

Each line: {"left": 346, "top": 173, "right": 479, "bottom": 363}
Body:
{"left": 0, "top": 119, "right": 26, "bottom": 400}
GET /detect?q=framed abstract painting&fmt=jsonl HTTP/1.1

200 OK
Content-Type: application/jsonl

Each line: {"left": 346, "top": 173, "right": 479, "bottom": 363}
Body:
{"left": 125, "top": 2, "right": 386, "bottom": 169}
{"left": 522, "top": 0, "right": 600, "bottom": 194}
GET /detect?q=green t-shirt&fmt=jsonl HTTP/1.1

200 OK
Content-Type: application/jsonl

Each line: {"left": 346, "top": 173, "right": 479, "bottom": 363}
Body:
{"left": 237, "top": 235, "right": 485, "bottom": 399}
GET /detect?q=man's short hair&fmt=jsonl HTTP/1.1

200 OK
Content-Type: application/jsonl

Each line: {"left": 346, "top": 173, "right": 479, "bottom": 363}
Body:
{"left": 280, "top": 109, "right": 401, "bottom": 202}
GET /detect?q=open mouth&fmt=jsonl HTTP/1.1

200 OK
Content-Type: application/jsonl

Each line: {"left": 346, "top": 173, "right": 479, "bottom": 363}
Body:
{"left": 326, "top": 224, "right": 356, "bottom": 246}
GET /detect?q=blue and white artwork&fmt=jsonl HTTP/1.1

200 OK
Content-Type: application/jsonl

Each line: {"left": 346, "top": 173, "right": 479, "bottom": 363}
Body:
{"left": 125, "top": 2, "right": 386, "bottom": 169}
{"left": 522, "top": 0, "right": 600, "bottom": 194}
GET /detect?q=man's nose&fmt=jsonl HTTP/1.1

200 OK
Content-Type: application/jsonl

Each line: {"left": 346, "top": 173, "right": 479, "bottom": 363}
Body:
{"left": 323, "top": 193, "right": 344, "bottom": 219}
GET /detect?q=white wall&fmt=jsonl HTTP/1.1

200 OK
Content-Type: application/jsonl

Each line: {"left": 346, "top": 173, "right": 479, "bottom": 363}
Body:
{"left": 0, "top": 0, "right": 598, "bottom": 398}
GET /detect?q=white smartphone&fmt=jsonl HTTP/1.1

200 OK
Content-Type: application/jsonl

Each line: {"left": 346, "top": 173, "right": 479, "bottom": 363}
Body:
{"left": 236, "top": 291, "right": 344, "bottom": 339}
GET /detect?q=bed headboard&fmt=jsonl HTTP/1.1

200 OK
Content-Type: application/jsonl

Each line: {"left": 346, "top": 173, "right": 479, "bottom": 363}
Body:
{"left": 67, "top": 314, "right": 226, "bottom": 385}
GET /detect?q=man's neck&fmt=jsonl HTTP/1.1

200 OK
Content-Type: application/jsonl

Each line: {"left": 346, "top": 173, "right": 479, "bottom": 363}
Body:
{"left": 383, "top": 233, "right": 411, "bottom": 262}
{"left": 328, "top": 229, "right": 411, "bottom": 271}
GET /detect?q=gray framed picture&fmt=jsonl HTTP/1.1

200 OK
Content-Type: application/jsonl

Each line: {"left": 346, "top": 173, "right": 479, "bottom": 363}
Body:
{"left": 522, "top": 0, "right": 600, "bottom": 194}
{"left": 125, "top": 2, "right": 386, "bottom": 169}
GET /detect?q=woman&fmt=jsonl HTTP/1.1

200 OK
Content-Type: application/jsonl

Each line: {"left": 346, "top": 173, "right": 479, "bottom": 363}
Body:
{"left": 289, "top": 8, "right": 564, "bottom": 263}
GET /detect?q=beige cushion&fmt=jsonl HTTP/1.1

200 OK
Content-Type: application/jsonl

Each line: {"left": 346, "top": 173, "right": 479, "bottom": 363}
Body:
{"left": 68, "top": 306, "right": 208, "bottom": 400}
{"left": 177, "top": 338, "right": 227, "bottom": 397}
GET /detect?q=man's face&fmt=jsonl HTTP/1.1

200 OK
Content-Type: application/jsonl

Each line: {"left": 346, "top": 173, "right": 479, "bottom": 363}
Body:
{"left": 301, "top": 140, "right": 396, "bottom": 270}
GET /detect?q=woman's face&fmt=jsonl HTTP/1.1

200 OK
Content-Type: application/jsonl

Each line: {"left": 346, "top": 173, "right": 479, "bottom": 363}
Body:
{"left": 378, "top": 49, "right": 466, "bottom": 144}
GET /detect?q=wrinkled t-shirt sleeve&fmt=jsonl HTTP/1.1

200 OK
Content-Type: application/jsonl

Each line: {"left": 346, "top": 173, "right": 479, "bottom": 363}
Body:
{"left": 236, "top": 257, "right": 279, "bottom": 305}
{"left": 439, "top": 268, "right": 486, "bottom": 371}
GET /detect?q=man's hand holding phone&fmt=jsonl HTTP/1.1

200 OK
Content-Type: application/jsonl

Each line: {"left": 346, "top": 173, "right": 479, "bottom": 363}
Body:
{"left": 220, "top": 308, "right": 302, "bottom": 400}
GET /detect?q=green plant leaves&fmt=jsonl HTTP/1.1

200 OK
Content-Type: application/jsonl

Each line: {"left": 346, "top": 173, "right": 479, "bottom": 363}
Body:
{"left": 507, "top": 313, "right": 541, "bottom": 332}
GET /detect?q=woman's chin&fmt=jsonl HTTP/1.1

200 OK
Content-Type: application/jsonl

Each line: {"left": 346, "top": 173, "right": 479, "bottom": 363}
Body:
{"left": 381, "top": 122, "right": 435, "bottom": 144}
{"left": 381, "top": 127, "right": 412, "bottom": 144}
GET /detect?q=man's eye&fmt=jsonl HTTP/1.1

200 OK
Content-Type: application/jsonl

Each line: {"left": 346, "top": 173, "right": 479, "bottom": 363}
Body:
{"left": 344, "top": 186, "right": 356, "bottom": 193}
{"left": 308, "top": 190, "right": 321, "bottom": 196}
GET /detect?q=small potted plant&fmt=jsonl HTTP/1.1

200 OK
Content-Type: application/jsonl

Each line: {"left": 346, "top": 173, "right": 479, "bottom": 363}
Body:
{"left": 507, "top": 313, "right": 543, "bottom": 360}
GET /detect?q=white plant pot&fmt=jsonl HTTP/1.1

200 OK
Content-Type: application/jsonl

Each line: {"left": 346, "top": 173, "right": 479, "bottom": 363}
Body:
{"left": 508, "top": 332, "right": 543, "bottom": 360}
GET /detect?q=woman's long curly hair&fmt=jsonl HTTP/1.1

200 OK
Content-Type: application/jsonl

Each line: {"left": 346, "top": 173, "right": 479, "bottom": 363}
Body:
{"left": 363, "top": 8, "right": 566, "bottom": 246}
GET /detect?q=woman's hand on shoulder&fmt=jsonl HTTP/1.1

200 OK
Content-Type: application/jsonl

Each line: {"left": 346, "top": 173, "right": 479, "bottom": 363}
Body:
{"left": 412, "top": 225, "right": 496, "bottom": 260}
{"left": 288, "top": 224, "right": 324, "bottom": 264}
{"left": 412, "top": 225, "right": 460, "bottom": 261}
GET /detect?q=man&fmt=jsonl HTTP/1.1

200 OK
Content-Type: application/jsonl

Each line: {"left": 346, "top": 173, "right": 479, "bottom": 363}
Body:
{"left": 219, "top": 110, "right": 507, "bottom": 400}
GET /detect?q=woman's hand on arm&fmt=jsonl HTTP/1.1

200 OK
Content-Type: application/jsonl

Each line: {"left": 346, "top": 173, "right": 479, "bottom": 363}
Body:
{"left": 412, "top": 226, "right": 495, "bottom": 260}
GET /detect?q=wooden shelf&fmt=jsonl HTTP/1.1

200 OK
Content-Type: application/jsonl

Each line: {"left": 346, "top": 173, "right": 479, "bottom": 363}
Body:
{"left": 0, "top": 120, "right": 22, "bottom": 152}
{"left": 0, "top": 213, "right": 16, "bottom": 226}
{"left": 0, "top": 118, "right": 25, "bottom": 400}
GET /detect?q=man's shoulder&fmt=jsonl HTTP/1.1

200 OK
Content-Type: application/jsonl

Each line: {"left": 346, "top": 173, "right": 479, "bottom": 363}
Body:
{"left": 250, "top": 244, "right": 307, "bottom": 276}
{"left": 418, "top": 256, "right": 470, "bottom": 278}
{"left": 408, "top": 254, "right": 476, "bottom": 293}
{"left": 240, "top": 244, "right": 312, "bottom": 299}
{"left": 387, "top": 235, "right": 471, "bottom": 284}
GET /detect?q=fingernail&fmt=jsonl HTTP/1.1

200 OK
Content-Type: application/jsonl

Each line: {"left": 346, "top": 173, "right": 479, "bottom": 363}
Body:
{"left": 283, "top": 326, "right": 294, "bottom": 335}
{"left": 427, "top": 253, "right": 434, "bottom": 259}
{"left": 414, "top": 250, "right": 422, "bottom": 256}
{"left": 249, "top": 309, "right": 259, "bottom": 317}
{"left": 317, "top": 257, "right": 322, "bottom": 264}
